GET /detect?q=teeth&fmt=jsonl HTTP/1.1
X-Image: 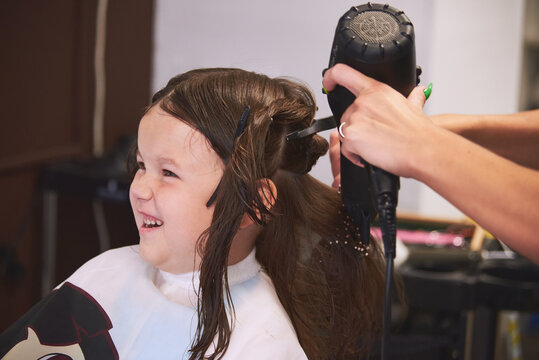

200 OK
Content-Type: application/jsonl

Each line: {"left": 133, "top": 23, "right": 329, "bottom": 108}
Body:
{"left": 143, "top": 216, "right": 162, "bottom": 227}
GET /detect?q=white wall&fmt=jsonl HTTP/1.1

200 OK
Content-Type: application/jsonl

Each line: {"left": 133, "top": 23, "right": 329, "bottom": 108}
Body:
{"left": 152, "top": 0, "right": 524, "bottom": 220}
{"left": 414, "top": 0, "right": 525, "bottom": 219}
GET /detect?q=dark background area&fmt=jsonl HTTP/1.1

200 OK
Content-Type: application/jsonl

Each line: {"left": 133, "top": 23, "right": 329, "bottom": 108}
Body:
{"left": 0, "top": 0, "right": 154, "bottom": 331}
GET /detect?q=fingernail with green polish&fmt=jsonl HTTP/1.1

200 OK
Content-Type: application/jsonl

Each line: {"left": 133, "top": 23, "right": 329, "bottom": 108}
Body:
{"left": 424, "top": 82, "right": 433, "bottom": 100}
{"left": 322, "top": 86, "right": 329, "bottom": 95}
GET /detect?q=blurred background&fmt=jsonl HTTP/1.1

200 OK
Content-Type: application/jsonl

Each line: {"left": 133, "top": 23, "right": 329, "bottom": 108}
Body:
{"left": 1, "top": 0, "right": 538, "bottom": 359}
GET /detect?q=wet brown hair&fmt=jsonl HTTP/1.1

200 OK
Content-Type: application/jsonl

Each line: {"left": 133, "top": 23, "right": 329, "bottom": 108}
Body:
{"left": 129, "top": 68, "right": 386, "bottom": 359}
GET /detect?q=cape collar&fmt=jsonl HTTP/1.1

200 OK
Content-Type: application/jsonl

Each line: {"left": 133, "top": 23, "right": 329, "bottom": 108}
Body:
{"left": 153, "top": 249, "right": 261, "bottom": 307}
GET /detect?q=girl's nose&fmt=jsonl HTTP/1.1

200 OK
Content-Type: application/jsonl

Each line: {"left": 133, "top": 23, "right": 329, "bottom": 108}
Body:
{"left": 130, "top": 173, "right": 153, "bottom": 201}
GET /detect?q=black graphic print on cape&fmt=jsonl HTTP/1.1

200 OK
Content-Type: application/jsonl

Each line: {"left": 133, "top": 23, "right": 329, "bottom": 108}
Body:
{"left": 0, "top": 282, "right": 118, "bottom": 360}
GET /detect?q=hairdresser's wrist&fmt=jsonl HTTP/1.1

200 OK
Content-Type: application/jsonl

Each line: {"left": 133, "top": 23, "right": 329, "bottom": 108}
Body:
{"left": 431, "top": 114, "right": 467, "bottom": 136}
{"left": 407, "top": 122, "right": 456, "bottom": 183}
{"left": 430, "top": 113, "right": 495, "bottom": 139}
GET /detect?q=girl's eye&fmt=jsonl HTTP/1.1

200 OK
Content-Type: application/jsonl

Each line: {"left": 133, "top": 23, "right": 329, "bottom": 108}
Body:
{"left": 163, "top": 169, "right": 178, "bottom": 178}
{"left": 137, "top": 161, "right": 146, "bottom": 170}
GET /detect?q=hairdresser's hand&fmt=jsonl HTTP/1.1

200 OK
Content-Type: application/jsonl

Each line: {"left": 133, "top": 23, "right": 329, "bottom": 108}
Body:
{"left": 323, "top": 64, "right": 431, "bottom": 179}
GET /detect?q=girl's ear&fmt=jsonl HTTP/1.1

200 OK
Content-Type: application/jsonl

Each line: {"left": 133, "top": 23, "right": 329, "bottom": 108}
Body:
{"left": 258, "top": 178, "right": 278, "bottom": 211}
{"left": 239, "top": 179, "right": 277, "bottom": 229}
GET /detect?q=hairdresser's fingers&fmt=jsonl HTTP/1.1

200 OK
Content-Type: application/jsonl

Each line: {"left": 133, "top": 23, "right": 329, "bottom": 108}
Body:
{"left": 329, "top": 131, "right": 345, "bottom": 189}
{"left": 407, "top": 85, "right": 427, "bottom": 110}
{"left": 323, "top": 63, "right": 379, "bottom": 96}
{"left": 332, "top": 173, "right": 341, "bottom": 190}
{"left": 340, "top": 146, "right": 366, "bottom": 168}
{"left": 329, "top": 131, "right": 341, "bottom": 182}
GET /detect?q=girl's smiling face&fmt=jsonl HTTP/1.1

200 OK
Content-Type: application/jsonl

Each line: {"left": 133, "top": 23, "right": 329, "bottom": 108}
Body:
{"left": 129, "top": 105, "right": 224, "bottom": 274}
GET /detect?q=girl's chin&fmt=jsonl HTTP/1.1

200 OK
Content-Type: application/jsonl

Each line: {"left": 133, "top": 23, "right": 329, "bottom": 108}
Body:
{"left": 138, "top": 239, "right": 164, "bottom": 267}
{"left": 137, "top": 241, "right": 200, "bottom": 274}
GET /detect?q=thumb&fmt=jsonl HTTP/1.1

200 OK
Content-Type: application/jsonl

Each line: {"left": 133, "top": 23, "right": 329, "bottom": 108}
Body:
{"left": 407, "top": 85, "right": 428, "bottom": 110}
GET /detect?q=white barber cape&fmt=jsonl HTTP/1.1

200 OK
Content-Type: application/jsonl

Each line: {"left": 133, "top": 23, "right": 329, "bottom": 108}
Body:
{"left": 0, "top": 246, "right": 307, "bottom": 360}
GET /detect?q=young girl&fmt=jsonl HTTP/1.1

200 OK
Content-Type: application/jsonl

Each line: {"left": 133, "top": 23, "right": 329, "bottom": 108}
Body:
{"left": 1, "top": 68, "right": 386, "bottom": 360}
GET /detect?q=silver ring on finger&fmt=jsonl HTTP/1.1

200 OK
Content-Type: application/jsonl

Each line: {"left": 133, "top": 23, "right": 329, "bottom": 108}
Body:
{"left": 339, "top": 122, "right": 346, "bottom": 139}
{"left": 338, "top": 122, "right": 346, "bottom": 138}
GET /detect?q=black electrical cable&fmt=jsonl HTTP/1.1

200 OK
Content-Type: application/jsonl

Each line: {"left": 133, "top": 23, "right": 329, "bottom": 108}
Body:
{"left": 375, "top": 191, "right": 398, "bottom": 360}
{"left": 381, "top": 253, "right": 394, "bottom": 360}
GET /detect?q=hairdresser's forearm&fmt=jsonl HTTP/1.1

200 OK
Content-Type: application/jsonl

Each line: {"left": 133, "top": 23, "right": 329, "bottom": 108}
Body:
{"left": 411, "top": 127, "right": 539, "bottom": 264}
{"left": 431, "top": 109, "right": 539, "bottom": 169}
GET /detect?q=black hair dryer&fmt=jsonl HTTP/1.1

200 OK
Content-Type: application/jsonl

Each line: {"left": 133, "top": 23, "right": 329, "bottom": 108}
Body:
{"left": 326, "top": 3, "right": 421, "bottom": 259}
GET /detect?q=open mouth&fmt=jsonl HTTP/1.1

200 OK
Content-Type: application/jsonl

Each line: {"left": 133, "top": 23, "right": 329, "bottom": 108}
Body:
{"left": 143, "top": 217, "right": 163, "bottom": 229}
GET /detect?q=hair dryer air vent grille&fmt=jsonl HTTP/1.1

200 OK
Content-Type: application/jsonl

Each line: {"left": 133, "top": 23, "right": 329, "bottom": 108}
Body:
{"left": 350, "top": 11, "right": 399, "bottom": 44}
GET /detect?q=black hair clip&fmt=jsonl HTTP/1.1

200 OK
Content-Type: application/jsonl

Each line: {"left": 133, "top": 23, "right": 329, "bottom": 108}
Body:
{"left": 285, "top": 116, "right": 336, "bottom": 141}
{"left": 234, "top": 106, "right": 250, "bottom": 139}
{"left": 205, "top": 180, "right": 221, "bottom": 207}
{"left": 206, "top": 106, "right": 250, "bottom": 207}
